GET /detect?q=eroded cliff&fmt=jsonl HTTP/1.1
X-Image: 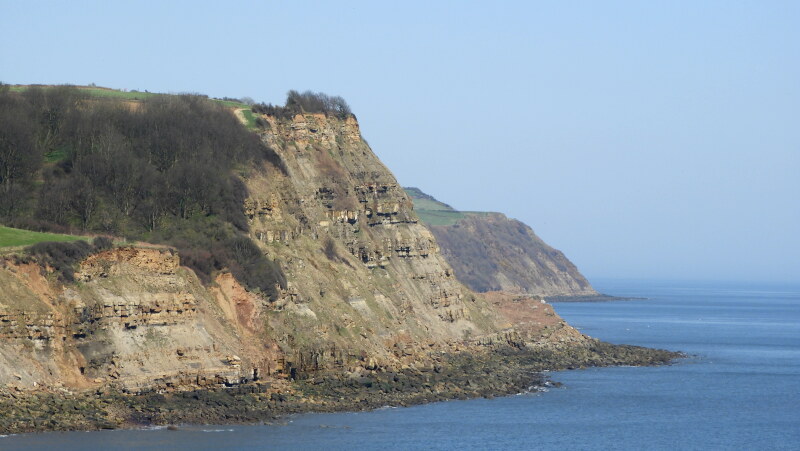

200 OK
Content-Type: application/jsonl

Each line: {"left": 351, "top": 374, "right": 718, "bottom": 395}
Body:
{"left": 0, "top": 247, "right": 284, "bottom": 392}
{"left": 405, "top": 188, "right": 598, "bottom": 298}
{"left": 0, "top": 107, "right": 680, "bottom": 433}
{"left": 239, "top": 113, "right": 519, "bottom": 367}
{"left": 0, "top": 112, "right": 588, "bottom": 394}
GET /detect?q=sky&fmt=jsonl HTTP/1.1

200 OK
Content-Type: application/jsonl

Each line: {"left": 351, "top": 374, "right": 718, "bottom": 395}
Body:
{"left": 1, "top": 0, "right": 798, "bottom": 283}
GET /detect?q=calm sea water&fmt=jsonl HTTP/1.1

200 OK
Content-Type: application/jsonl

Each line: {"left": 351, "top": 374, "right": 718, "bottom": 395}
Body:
{"left": 3, "top": 280, "right": 799, "bottom": 450}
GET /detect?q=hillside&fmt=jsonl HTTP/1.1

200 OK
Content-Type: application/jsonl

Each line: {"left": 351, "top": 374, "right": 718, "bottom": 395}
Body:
{"left": 405, "top": 188, "right": 598, "bottom": 298}
{"left": 0, "top": 85, "right": 678, "bottom": 433}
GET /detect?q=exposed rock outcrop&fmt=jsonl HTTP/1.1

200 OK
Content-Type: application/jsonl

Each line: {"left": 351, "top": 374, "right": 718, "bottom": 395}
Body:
{"left": 0, "top": 110, "right": 681, "bottom": 434}
{"left": 0, "top": 113, "right": 543, "bottom": 394}
{"left": 0, "top": 248, "right": 283, "bottom": 393}
{"left": 242, "top": 113, "right": 504, "bottom": 371}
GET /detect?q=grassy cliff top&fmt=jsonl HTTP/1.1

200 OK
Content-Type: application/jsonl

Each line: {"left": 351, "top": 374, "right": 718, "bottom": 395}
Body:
{"left": 404, "top": 187, "right": 491, "bottom": 226}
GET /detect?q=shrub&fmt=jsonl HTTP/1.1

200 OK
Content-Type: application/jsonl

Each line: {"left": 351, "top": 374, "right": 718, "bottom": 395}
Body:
{"left": 25, "top": 240, "right": 94, "bottom": 282}
{"left": 219, "top": 236, "right": 286, "bottom": 300}
{"left": 92, "top": 236, "right": 114, "bottom": 250}
{"left": 252, "top": 90, "right": 352, "bottom": 119}
{"left": 150, "top": 217, "right": 286, "bottom": 299}
{"left": 322, "top": 236, "right": 353, "bottom": 268}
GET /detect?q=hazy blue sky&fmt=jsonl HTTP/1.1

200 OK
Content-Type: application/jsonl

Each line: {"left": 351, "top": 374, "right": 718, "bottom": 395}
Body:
{"left": 2, "top": 1, "right": 798, "bottom": 283}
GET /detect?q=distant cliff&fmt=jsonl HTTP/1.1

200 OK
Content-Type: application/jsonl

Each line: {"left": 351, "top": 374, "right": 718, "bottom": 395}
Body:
{"left": 405, "top": 188, "right": 598, "bottom": 298}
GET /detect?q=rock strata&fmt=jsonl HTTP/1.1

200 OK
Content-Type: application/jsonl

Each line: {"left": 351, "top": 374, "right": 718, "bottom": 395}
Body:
{"left": 0, "top": 111, "right": 682, "bottom": 434}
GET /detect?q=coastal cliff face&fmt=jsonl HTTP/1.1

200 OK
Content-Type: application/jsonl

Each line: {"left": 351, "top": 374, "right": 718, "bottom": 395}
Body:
{"left": 405, "top": 188, "right": 598, "bottom": 298}
{"left": 0, "top": 113, "right": 586, "bottom": 394}
{"left": 0, "top": 247, "right": 282, "bottom": 392}
{"left": 0, "top": 104, "right": 683, "bottom": 434}
{"left": 239, "top": 113, "right": 531, "bottom": 365}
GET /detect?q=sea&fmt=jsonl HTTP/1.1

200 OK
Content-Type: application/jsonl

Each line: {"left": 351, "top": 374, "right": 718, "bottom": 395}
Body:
{"left": 2, "top": 280, "right": 798, "bottom": 450}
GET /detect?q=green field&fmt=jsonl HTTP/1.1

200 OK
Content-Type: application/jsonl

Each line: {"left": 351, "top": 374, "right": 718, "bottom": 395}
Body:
{"left": 404, "top": 187, "right": 492, "bottom": 226}
{"left": 415, "top": 209, "right": 493, "bottom": 226}
{"left": 404, "top": 187, "right": 457, "bottom": 212}
{"left": 410, "top": 196, "right": 456, "bottom": 213}
{"left": 414, "top": 209, "right": 466, "bottom": 226}
{"left": 240, "top": 108, "right": 259, "bottom": 129}
{"left": 0, "top": 226, "right": 86, "bottom": 248}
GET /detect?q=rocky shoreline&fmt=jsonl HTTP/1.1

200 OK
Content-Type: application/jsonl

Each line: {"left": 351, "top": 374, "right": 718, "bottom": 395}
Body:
{"left": 546, "top": 294, "right": 647, "bottom": 302}
{"left": 0, "top": 342, "right": 683, "bottom": 435}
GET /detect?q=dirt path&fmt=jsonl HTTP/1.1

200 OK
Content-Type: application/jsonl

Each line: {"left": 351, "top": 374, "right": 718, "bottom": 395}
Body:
{"left": 233, "top": 107, "right": 248, "bottom": 126}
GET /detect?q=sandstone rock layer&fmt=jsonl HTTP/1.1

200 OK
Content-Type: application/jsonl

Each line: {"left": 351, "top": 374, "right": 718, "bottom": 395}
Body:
{"left": 0, "top": 113, "right": 590, "bottom": 394}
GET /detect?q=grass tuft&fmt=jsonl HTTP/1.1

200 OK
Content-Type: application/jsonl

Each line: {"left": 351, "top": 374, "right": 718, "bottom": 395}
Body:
{"left": 240, "top": 109, "right": 258, "bottom": 129}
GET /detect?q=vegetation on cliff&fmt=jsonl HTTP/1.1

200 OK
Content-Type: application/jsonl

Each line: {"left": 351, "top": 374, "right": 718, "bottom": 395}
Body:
{"left": 252, "top": 90, "right": 352, "bottom": 119}
{"left": 20, "top": 237, "right": 113, "bottom": 282}
{"left": 0, "top": 84, "right": 285, "bottom": 296}
{"left": 0, "top": 85, "right": 683, "bottom": 435}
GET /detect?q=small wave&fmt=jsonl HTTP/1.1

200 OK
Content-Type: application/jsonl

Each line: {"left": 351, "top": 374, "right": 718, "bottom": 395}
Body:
{"left": 516, "top": 385, "right": 549, "bottom": 395}
{"left": 201, "top": 429, "right": 234, "bottom": 433}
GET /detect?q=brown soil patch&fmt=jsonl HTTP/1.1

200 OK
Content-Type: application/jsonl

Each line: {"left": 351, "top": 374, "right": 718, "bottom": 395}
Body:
{"left": 212, "top": 273, "right": 258, "bottom": 333}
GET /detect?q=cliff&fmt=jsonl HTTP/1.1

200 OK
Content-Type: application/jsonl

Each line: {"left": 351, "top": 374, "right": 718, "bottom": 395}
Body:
{"left": 238, "top": 113, "right": 506, "bottom": 370}
{"left": 405, "top": 188, "right": 598, "bottom": 298}
{"left": 0, "top": 111, "right": 583, "bottom": 394}
{"left": 0, "top": 247, "right": 280, "bottom": 392}
{"left": 0, "top": 92, "right": 680, "bottom": 433}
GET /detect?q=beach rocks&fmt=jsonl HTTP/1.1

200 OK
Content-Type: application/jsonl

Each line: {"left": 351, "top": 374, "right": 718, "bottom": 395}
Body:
{"left": 0, "top": 341, "right": 682, "bottom": 434}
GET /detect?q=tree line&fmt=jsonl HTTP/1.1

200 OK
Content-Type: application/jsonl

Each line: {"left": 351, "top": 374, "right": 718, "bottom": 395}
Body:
{"left": 252, "top": 90, "right": 352, "bottom": 119}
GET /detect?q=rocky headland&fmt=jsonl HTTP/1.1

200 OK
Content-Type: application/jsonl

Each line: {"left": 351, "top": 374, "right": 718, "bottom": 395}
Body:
{"left": 0, "top": 87, "right": 682, "bottom": 434}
